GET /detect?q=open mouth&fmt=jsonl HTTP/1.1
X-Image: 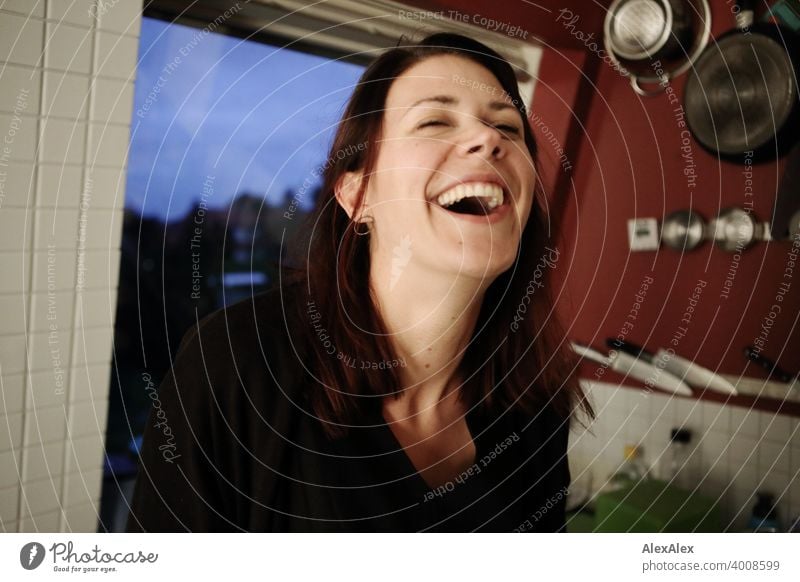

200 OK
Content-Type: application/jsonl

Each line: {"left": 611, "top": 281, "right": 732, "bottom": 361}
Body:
{"left": 434, "top": 183, "right": 506, "bottom": 216}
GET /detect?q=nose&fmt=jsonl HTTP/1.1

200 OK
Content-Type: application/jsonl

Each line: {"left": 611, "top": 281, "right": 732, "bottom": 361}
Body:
{"left": 458, "top": 121, "right": 506, "bottom": 160}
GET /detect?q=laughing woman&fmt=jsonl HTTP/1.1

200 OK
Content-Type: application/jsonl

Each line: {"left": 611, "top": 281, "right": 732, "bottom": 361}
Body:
{"left": 126, "top": 33, "right": 593, "bottom": 533}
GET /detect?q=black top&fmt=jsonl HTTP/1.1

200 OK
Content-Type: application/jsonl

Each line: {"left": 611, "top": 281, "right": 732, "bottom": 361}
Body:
{"left": 125, "top": 282, "right": 572, "bottom": 532}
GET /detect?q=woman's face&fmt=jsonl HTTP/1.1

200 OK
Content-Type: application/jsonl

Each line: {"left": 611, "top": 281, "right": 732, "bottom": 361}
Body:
{"left": 346, "top": 54, "right": 536, "bottom": 286}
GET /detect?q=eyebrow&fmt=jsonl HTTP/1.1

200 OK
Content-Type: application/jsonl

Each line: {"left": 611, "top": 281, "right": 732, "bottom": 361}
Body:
{"left": 402, "top": 95, "right": 518, "bottom": 117}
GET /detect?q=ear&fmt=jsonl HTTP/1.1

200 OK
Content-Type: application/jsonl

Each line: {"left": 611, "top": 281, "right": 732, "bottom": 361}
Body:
{"left": 334, "top": 170, "right": 365, "bottom": 220}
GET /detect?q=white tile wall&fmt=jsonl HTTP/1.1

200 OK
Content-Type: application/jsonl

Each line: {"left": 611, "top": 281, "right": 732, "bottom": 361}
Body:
{"left": 0, "top": 0, "right": 141, "bottom": 532}
{"left": 0, "top": 112, "right": 37, "bottom": 160}
{"left": 0, "top": 160, "right": 37, "bottom": 208}
{"left": 36, "top": 163, "right": 84, "bottom": 208}
{"left": 570, "top": 381, "right": 800, "bottom": 532}
{"left": 0, "top": 13, "right": 45, "bottom": 67}
{"left": 0, "top": 65, "right": 41, "bottom": 112}
{"left": 2, "top": 0, "right": 45, "bottom": 18}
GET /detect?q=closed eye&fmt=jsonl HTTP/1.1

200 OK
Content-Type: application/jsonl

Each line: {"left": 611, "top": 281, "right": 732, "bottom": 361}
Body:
{"left": 417, "top": 119, "right": 449, "bottom": 129}
{"left": 495, "top": 124, "right": 521, "bottom": 135}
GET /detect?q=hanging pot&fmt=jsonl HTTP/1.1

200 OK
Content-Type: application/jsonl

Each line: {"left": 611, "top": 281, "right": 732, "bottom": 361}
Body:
{"left": 605, "top": 0, "right": 694, "bottom": 61}
{"left": 684, "top": 0, "right": 800, "bottom": 161}
{"left": 604, "top": 0, "right": 712, "bottom": 96}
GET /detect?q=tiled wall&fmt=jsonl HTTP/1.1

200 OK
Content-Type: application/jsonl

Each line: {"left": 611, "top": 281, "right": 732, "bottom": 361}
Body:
{"left": 0, "top": 0, "right": 141, "bottom": 532}
{"left": 569, "top": 382, "right": 800, "bottom": 531}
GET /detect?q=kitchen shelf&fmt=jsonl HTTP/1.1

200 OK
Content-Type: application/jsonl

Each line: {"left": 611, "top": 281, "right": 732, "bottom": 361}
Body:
{"left": 578, "top": 363, "right": 800, "bottom": 418}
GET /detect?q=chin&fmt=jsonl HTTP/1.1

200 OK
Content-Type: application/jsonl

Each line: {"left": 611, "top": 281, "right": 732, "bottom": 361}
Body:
{"left": 452, "top": 250, "right": 518, "bottom": 283}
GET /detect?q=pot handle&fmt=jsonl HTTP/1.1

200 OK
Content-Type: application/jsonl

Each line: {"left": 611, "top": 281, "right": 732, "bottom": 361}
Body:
{"left": 630, "top": 73, "right": 670, "bottom": 97}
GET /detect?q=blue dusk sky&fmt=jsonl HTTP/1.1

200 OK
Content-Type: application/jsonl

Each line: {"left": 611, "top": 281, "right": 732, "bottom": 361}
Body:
{"left": 125, "top": 17, "right": 365, "bottom": 221}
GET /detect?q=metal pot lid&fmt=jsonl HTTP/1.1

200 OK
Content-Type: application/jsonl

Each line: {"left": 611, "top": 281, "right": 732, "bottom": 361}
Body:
{"left": 685, "top": 32, "right": 796, "bottom": 155}
{"left": 607, "top": 0, "right": 672, "bottom": 61}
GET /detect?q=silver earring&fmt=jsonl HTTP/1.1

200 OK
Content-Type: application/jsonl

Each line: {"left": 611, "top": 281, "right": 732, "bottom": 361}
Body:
{"left": 354, "top": 214, "right": 374, "bottom": 236}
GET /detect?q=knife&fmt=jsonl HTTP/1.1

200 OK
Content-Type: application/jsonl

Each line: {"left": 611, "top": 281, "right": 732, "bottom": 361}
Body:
{"left": 572, "top": 342, "right": 693, "bottom": 396}
{"left": 744, "top": 346, "right": 799, "bottom": 392}
{"left": 608, "top": 338, "right": 737, "bottom": 395}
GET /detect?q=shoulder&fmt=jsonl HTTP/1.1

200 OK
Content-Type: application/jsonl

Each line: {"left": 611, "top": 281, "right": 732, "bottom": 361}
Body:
{"left": 190, "top": 279, "right": 302, "bottom": 344}
{"left": 169, "top": 278, "right": 310, "bottom": 412}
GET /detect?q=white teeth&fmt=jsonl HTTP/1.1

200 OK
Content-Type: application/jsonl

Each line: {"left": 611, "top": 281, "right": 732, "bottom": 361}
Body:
{"left": 435, "top": 183, "right": 504, "bottom": 210}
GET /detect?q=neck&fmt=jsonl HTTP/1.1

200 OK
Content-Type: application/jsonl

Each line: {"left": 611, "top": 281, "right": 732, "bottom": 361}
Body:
{"left": 370, "top": 259, "right": 488, "bottom": 420}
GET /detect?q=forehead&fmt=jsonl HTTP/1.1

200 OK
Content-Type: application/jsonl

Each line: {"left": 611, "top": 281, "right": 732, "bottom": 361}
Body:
{"left": 385, "top": 54, "right": 508, "bottom": 110}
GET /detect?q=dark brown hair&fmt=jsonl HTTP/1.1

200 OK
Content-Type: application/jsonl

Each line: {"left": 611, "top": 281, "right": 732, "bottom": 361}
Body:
{"left": 285, "top": 33, "right": 593, "bottom": 438}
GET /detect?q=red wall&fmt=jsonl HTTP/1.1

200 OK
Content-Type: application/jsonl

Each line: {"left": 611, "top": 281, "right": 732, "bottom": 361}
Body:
{"left": 531, "top": 3, "right": 800, "bottom": 410}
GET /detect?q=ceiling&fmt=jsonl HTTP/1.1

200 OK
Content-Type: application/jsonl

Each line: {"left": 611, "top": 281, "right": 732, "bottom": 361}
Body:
{"left": 401, "top": 0, "right": 613, "bottom": 50}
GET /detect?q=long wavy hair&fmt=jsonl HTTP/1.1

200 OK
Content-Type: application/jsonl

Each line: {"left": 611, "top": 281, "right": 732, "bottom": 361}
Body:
{"left": 284, "top": 33, "right": 593, "bottom": 438}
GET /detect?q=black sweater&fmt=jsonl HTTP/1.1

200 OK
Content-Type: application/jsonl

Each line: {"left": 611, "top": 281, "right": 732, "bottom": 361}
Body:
{"left": 125, "top": 282, "right": 572, "bottom": 532}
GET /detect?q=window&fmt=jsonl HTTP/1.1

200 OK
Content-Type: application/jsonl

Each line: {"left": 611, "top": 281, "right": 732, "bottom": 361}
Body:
{"left": 100, "top": 15, "right": 364, "bottom": 531}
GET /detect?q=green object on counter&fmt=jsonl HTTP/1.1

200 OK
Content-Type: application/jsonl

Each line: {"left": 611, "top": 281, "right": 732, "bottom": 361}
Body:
{"left": 594, "top": 479, "right": 722, "bottom": 532}
{"left": 566, "top": 510, "right": 597, "bottom": 533}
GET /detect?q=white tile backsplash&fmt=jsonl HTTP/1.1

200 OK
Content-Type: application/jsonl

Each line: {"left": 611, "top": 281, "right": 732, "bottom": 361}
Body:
{"left": 0, "top": 111, "right": 37, "bottom": 161}
{"left": 74, "top": 288, "right": 117, "bottom": 328}
{"left": 0, "top": 374, "right": 25, "bottom": 417}
{"left": 22, "top": 440, "right": 64, "bottom": 481}
{"left": 71, "top": 325, "right": 113, "bottom": 366}
{"left": 0, "top": 449, "right": 22, "bottom": 489}
{"left": 19, "top": 507, "right": 60, "bottom": 532}
{"left": 96, "top": 0, "right": 142, "bottom": 36}
{"left": 19, "top": 475, "right": 62, "bottom": 516}
{"left": 0, "top": 293, "right": 27, "bottom": 335}
{"left": 42, "top": 71, "right": 90, "bottom": 119}
{"left": 2, "top": 4, "right": 139, "bottom": 531}
{"left": 0, "top": 160, "right": 37, "bottom": 208}
{"left": 0, "top": 484, "right": 20, "bottom": 524}
{"left": 0, "top": 12, "right": 45, "bottom": 67}
{"left": 63, "top": 467, "right": 102, "bottom": 508}
{"left": 572, "top": 382, "right": 800, "bottom": 531}
{"left": 2, "top": 0, "right": 46, "bottom": 17}
{"left": 0, "top": 333, "right": 27, "bottom": 375}
{"left": 34, "top": 207, "right": 80, "bottom": 250}
{"left": 26, "top": 365, "right": 69, "bottom": 408}
{"left": 27, "top": 326, "right": 72, "bottom": 372}
{"left": 69, "top": 363, "right": 111, "bottom": 404}
{"left": 78, "top": 250, "right": 122, "bottom": 289}
{"left": 730, "top": 406, "right": 761, "bottom": 439}
{"left": 0, "top": 64, "right": 42, "bottom": 113}
{"left": 62, "top": 502, "right": 98, "bottom": 532}
{"left": 87, "top": 122, "right": 130, "bottom": 167}
{"left": 0, "top": 207, "right": 33, "bottom": 251}
{"left": 91, "top": 78, "right": 134, "bottom": 124}
{"left": 44, "top": 21, "right": 92, "bottom": 74}
{"left": 39, "top": 117, "right": 86, "bottom": 165}
{"left": 0, "top": 412, "right": 24, "bottom": 452}
{"left": 68, "top": 399, "right": 108, "bottom": 438}
{"left": 36, "top": 163, "right": 84, "bottom": 208}
{"left": 29, "top": 290, "right": 74, "bottom": 333}
{"left": 65, "top": 432, "right": 105, "bottom": 474}
{"left": 82, "top": 208, "right": 123, "bottom": 250}
{"left": 85, "top": 165, "right": 126, "bottom": 208}
{"left": 94, "top": 31, "right": 138, "bottom": 80}
{"left": 31, "top": 249, "right": 77, "bottom": 291}
{"left": 46, "top": 0, "right": 96, "bottom": 28}
{"left": 24, "top": 404, "right": 67, "bottom": 445}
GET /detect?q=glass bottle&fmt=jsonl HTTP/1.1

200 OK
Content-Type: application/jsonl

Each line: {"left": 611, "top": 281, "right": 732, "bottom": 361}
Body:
{"left": 661, "top": 428, "right": 692, "bottom": 488}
